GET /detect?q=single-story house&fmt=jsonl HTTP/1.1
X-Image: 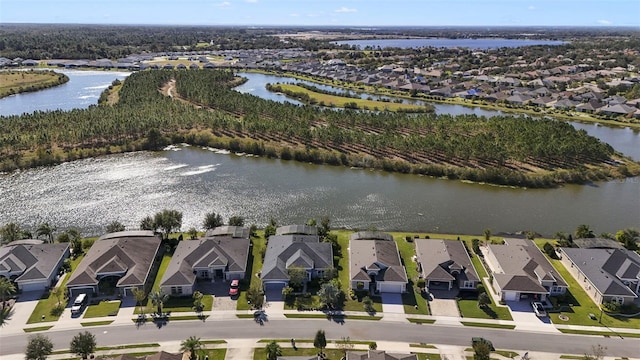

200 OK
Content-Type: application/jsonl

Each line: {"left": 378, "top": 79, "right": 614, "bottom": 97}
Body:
{"left": 261, "top": 225, "right": 333, "bottom": 291}
{"left": 66, "top": 231, "right": 162, "bottom": 297}
{"left": 160, "top": 236, "right": 250, "bottom": 296}
{"left": 0, "top": 240, "right": 70, "bottom": 292}
{"left": 349, "top": 231, "right": 408, "bottom": 294}
{"left": 414, "top": 239, "right": 479, "bottom": 291}
{"left": 205, "top": 225, "right": 250, "bottom": 239}
{"left": 560, "top": 247, "right": 640, "bottom": 305}
{"left": 347, "top": 350, "right": 417, "bottom": 360}
{"left": 572, "top": 237, "right": 623, "bottom": 249}
{"left": 485, "top": 238, "right": 567, "bottom": 302}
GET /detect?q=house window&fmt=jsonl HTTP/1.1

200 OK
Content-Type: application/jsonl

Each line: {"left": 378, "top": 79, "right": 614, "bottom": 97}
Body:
{"left": 551, "top": 286, "right": 563, "bottom": 294}
{"left": 463, "top": 281, "right": 474, "bottom": 288}
{"left": 317, "top": 270, "right": 324, "bottom": 278}
{"left": 171, "top": 286, "right": 183, "bottom": 295}
{"left": 612, "top": 296, "right": 624, "bottom": 305}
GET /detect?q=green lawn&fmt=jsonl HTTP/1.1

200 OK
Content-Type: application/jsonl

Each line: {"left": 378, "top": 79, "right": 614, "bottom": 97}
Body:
{"left": 393, "top": 233, "right": 430, "bottom": 315}
{"left": 409, "top": 343, "right": 437, "bottom": 348}
{"left": 460, "top": 321, "right": 515, "bottom": 329}
{"left": 81, "top": 320, "right": 114, "bottom": 326}
{"left": 284, "top": 313, "right": 382, "bottom": 321}
{"left": 415, "top": 354, "right": 443, "bottom": 360}
{"left": 83, "top": 300, "right": 121, "bottom": 318}
{"left": 200, "top": 349, "right": 227, "bottom": 360}
{"left": 458, "top": 299, "right": 512, "bottom": 321}
{"left": 23, "top": 325, "right": 54, "bottom": 332}
{"left": 254, "top": 347, "right": 344, "bottom": 360}
{"left": 27, "top": 255, "right": 84, "bottom": 324}
{"left": 558, "top": 329, "right": 640, "bottom": 338}
{"left": 237, "top": 233, "right": 265, "bottom": 311}
{"left": 407, "top": 318, "right": 436, "bottom": 324}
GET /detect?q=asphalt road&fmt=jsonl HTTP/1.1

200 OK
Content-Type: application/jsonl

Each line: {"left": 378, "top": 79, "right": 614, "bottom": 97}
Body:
{"left": 2, "top": 318, "right": 639, "bottom": 357}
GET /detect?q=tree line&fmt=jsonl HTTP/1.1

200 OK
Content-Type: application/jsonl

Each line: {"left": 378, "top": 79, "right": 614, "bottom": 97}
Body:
{"left": 0, "top": 69, "right": 635, "bottom": 188}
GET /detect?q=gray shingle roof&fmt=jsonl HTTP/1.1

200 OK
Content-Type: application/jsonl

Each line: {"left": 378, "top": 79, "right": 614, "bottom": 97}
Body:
{"left": 276, "top": 225, "right": 317, "bottom": 236}
{"left": 205, "top": 226, "right": 250, "bottom": 239}
{"left": 349, "top": 234, "right": 408, "bottom": 284}
{"left": 67, "top": 231, "right": 161, "bottom": 289}
{"left": 488, "top": 238, "right": 566, "bottom": 292}
{"left": 0, "top": 242, "right": 69, "bottom": 284}
{"left": 161, "top": 237, "right": 250, "bottom": 287}
{"left": 562, "top": 248, "right": 640, "bottom": 298}
{"left": 261, "top": 234, "right": 332, "bottom": 282}
{"left": 347, "top": 350, "right": 417, "bottom": 360}
{"left": 415, "top": 239, "right": 479, "bottom": 284}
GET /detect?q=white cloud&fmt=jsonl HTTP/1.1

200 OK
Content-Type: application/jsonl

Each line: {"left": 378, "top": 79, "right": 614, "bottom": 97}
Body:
{"left": 597, "top": 19, "right": 612, "bottom": 25}
{"left": 527, "top": 6, "right": 535, "bottom": 10}
{"left": 245, "top": 0, "right": 258, "bottom": 3}
{"left": 290, "top": 13, "right": 300, "bottom": 17}
{"left": 214, "top": 1, "right": 231, "bottom": 7}
{"left": 335, "top": 7, "right": 357, "bottom": 13}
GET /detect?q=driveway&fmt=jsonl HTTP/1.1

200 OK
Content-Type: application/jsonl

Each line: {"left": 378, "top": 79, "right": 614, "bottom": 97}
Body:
{"left": 201, "top": 280, "right": 237, "bottom": 311}
{"left": 429, "top": 289, "right": 460, "bottom": 317}
{"left": 381, "top": 293, "right": 404, "bottom": 314}
{"left": 3, "top": 290, "right": 43, "bottom": 330}
{"left": 506, "top": 301, "right": 557, "bottom": 333}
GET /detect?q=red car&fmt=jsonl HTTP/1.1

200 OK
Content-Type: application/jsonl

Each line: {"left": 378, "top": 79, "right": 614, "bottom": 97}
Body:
{"left": 229, "top": 279, "right": 239, "bottom": 296}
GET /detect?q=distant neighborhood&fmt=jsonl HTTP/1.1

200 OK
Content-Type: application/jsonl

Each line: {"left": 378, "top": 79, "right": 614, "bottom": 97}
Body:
{"left": 1, "top": 39, "right": 639, "bottom": 122}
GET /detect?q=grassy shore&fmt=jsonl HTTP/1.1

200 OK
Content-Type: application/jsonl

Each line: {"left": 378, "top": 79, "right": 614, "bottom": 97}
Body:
{"left": 267, "top": 83, "right": 431, "bottom": 112}
{"left": 0, "top": 70, "right": 69, "bottom": 98}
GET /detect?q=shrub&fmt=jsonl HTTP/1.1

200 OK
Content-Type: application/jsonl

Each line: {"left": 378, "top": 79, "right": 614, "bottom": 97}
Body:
{"left": 476, "top": 283, "right": 486, "bottom": 295}
{"left": 416, "top": 279, "right": 426, "bottom": 290}
{"left": 603, "top": 301, "right": 620, "bottom": 313}
{"left": 472, "top": 238, "right": 481, "bottom": 255}
{"left": 50, "top": 304, "right": 65, "bottom": 316}
{"left": 543, "top": 242, "right": 558, "bottom": 259}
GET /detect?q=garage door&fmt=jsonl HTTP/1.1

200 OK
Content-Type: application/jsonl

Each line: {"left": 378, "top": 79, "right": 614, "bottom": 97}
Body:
{"left": 503, "top": 291, "right": 518, "bottom": 301}
{"left": 20, "top": 282, "right": 46, "bottom": 292}
{"left": 378, "top": 282, "right": 403, "bottom": 293}
{"left": 264, "top": 282, "right": 286, "bottom": 302}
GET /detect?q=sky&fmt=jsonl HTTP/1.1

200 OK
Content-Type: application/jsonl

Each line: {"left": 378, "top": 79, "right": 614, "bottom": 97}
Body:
{"left": 0, "top": 0, "right": 639, "bottom": 27}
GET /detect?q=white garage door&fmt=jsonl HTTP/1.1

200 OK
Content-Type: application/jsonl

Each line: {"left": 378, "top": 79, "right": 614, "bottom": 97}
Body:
{"left": 378, "top": 282, "right": 403, "bottom": 293}
{"left": 503, "top": 291, "right": 518, "bottom": 301}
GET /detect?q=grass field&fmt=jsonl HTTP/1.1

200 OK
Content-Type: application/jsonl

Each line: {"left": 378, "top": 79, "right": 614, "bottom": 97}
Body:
{"left": 271, "top": 83, "right": 430, "bottom": 112}
{"left": 0, "top": 70, "right": 67, "bottom": 98}
{"left": 83, "top": 300, "right": 121, "bottom": 318}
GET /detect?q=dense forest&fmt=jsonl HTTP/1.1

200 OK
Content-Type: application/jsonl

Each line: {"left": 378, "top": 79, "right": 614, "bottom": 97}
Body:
{"left": 1, "top": 24, "right": 638, "bottom": 60}
{"left": 1, "top": 69, "right": 636, "bottom": 188}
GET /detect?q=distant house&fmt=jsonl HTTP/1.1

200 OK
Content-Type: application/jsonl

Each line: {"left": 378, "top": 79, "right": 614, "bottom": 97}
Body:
{"left": 160, "top": 234, "right": 250, "bottom": 296}
{"left": 261, "top": 225, "right": 333, "bottom": 291}
{"left": 560, "top": 248, "right": 640, "bottom": 305}
{"left": 415, "top": 239, "right": 479, "bottom": 291}
{"left": 205, "top": 225, "right": 250, "bottom": 239}
{"left": 484, "top": 238, "right": 567, "bottom": 302}
{"left": 0, "top": 240, "right": 69, "bottom": 292}
{"left": 349, "top": 231, "right": 408, "bottom": 294}
{"left": 66, "top": 231, "right": 162, "bottom": 297}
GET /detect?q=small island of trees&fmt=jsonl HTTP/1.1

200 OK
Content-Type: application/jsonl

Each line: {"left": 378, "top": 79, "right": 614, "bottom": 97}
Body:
{"left": 0, "top": 69, "right": 638, "bottom": 188}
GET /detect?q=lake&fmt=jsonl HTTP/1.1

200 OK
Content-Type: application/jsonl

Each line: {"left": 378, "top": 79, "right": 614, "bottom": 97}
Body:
{"left": 334, "top": 38, "right": 566, "bottom": 50}
{"left": 0, "top": 70, "right": 638, "bottom": 237}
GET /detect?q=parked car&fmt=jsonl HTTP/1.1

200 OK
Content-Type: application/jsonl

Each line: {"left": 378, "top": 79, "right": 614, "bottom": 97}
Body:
{"left": 229, "top": 279, "right": 239, "bottom": 297}
{"left": 531, "top": 301, "right": 547, "bottom": 317}
{"left": 71, "top": 293, "right": 87, "bottom": 315}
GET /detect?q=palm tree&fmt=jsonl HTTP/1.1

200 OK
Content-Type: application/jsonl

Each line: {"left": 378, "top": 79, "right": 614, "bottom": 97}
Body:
{"left": 36, "top": 222, "right": 57, "bottom": 243}
{"left": 180, "top": 336, "right": 203, "bottom": 360}
{"left": 0, "top": 277, "right": 16, "bottom": 310}
{"left": 148, "top": 289, "right": 168, "bottom": 315}
{"left": 131, "top": 288, "right": 147, "bottom": 316}
{"left": 51, "top": 285, "right": 66, "bottom": 307}
{"left": 0, "top": 222, "right": 22, "bottom": 244}
{"left": 265, "top": 341, "right": 282, "bottom": 360}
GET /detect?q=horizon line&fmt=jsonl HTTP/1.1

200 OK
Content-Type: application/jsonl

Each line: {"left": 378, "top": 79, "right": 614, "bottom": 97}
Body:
{"left": 2, "top": 22, "right": 640, "bottom": 30}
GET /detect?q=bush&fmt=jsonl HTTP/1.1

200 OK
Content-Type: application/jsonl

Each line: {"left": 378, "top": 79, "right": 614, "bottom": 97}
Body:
{"left": 472, "top": 238, "right": 481, "bottom": 255}
{"left": 543, "top": 242, "right": 558, "bottom": 259}
{"left": 603, "top": 301, "right": 621, "bottom": 313}
{"left": 416, "top": 279, "right": 426, "bottom": 290}
{"left": 50, "top": 304, "right": 65, "bottom": 316}
{"left": 405, "top": 235, "right": 413, "bottom": 242}
{"left": 476, "top": 283, "right": 486, "bottom": 295}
